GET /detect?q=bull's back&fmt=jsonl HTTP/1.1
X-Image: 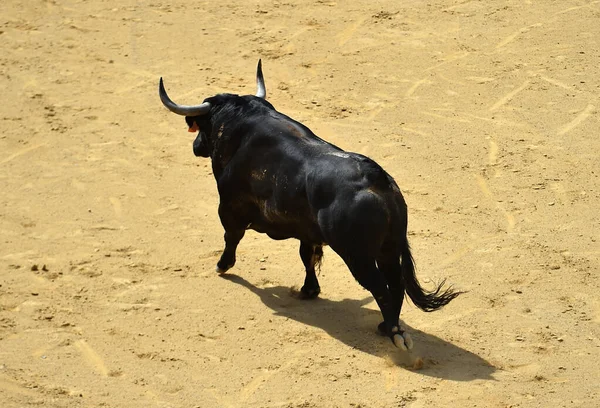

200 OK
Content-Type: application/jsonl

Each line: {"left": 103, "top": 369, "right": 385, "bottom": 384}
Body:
{"left": 304, "top": 152, "right": 404, "bottom": 252}
{"left": 232, "top": 113, "right": 405, "bottom": 246}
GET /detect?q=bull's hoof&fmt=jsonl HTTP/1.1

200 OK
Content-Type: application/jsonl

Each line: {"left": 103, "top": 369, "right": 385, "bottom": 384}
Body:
{"left": 215, "top": 265, "right": 229, "bottom": 274}
{"left": 378, "top": 322, "right": 413, "bottom": 351}
{"left": 403, "top": 332, "right": 414, "bottom": 349}
{"left": 392, "top": 333, "right": 409, "bottom": 351}
{"left": 299, "top": 285, "right": 321, "bottom": 300}
{"left": 216, "top": 257, "right": 235, "bottom": 274}
{"left": 216, "top": 261, "right": 234, "bottom": 274}
{"left": 392, "top": 332, "right": 413, "bottom": 351}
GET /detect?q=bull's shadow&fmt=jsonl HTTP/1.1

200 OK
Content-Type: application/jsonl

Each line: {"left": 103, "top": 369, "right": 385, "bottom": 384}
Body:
{"left": 222, "top": 273, "right": 496, "bottom": 382}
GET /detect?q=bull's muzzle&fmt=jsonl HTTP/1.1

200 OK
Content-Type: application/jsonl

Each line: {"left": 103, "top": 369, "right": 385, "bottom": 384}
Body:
{"left": 193, "top": 132, "right": 210, "bottom": 157}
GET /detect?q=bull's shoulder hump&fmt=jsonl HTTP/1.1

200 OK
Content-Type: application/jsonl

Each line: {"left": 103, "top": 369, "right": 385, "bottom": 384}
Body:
{"left": 266, "top": 111, "right": 323, "bottom": 139}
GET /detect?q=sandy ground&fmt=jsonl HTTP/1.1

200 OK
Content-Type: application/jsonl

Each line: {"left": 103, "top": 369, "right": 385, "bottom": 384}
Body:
{"left": 1, "top": 0, "right": 600, "bottom": 407}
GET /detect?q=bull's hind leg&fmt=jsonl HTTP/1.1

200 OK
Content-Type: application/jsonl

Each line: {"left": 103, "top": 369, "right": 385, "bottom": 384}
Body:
{"left": 376, "top": 256, "right": 413, "bottom": 350}
{"left": 216, "top": 206, "right": 246, "bottom": 273}
{"left": 343, "top": 256, "right": 411, "bottom": 350}
{"left": 298, "top": 242, "right": 323, "bottom": 299}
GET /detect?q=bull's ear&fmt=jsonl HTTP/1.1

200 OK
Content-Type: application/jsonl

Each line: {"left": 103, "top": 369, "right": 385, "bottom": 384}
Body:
{"left": 255, "top": 59, "right": 266, "bottom": 99}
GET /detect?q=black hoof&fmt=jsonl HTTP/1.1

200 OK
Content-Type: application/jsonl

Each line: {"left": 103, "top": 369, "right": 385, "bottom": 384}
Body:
{"left": 299, "top": 285, "right": 321, "bottom": 299}
{"left": 216, "top": 265, "right": 229, "bottom": 274}
{"left": 377, "top": 321, "right": 402, "bottom": 336}
{"left": 216, "top": 258, "right": 235, "bottom": 273}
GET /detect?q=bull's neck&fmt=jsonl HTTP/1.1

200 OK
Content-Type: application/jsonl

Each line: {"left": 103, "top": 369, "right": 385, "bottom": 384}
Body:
{"left": 211, "top": 159, "right": 225, "bottom": 181}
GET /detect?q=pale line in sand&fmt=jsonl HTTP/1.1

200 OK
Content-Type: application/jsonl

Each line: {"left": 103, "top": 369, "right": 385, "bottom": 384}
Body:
{"left": 439, "top": 235, "right": 501, "bottom": 268}
{"left": 489, "top": 80, "right": 530, "bottom": 112}
{"left": 557, "top": 104, "right": 596, "bottom": 135}
{"left": 475, "top": 174, "right": 493, "bottom": 198}
{"left": 550, "top": 182, "right": 568, "bottom": 205}
{"left": 495, "top": 23, "right": 542, "bottom": 49}
{"left": 488, "top": 139, "right": 498, "bottom": 166}
{"left": 337, "top": 17, "right": 367, "bottom": 46}
{"left": 475, "top": 174, "right": 515, "bottom": 232}
{"left": 421, "top": 111, "right": 471, "bottom": 123}
{"left": 405, "top": 79, "right": 431, "bottom": 97}
{"left": 400, "top": 127, "right": 428, "bottom": 137}
{"left": 539, "top": 75, "right": 574, "bottom": 91}
{"left": 367, "top": 107, "right": 385, "bottom": 121}
{"left": 439, "top": 72, "right": 466, "bottom": 86}
{"left": 288, "top": 26, "right": 311, "bottom": 40}
{"left": 466, "top": 76, "right": 496, "bottom": 84}
{"left": 115, "top": 79, "right": 147, "bottom": 95}
{"left": 366, "top": 100, "right": 402, "bottom": 121}
{"left": 240, "top": 352, "right": 306, "bottom": 402}
{"left": 465, "top": 113, "right": 527, "bottom": 128}
{"left": 109, "top": 197, "right": 122, "bottom": 218}
{"left": 74, "top": 339, "right": 109, "bottom": 377}
{"left": 425, "top": 52, "right": 470, "bottom": 71}
{"left": 442, "top": 0, "right": 478, "bottom": 12}
{"left": 496, "top": 31, "right": 522, "bottom": 50}
{"left": 0, "top": 373, "right": 38, "bottom": 397}
{"left": 554, "top": 1, "right": 600, "bottom": 15}
{"left": 440, "top": 242, "right": 476, "bottom": 268}
{"left": 0, "top": 143, "right": 47, "bottom": 165}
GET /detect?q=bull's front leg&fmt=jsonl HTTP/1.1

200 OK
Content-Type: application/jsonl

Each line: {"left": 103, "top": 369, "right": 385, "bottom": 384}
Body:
{"left": 215, "top": 204, "right": 246, "bottom": 274}
{"left": 298, "top": 242, "right": 323, "bottom": 299}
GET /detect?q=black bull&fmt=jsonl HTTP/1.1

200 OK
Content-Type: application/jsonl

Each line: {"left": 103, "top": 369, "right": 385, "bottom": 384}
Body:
{"left": 159, "top": 61, "right": 460, "bottom": 350}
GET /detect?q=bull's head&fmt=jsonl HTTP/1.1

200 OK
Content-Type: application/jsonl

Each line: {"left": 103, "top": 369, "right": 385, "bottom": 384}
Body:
{"left": 159, "top": 60, "right": 267, "bottom": 157}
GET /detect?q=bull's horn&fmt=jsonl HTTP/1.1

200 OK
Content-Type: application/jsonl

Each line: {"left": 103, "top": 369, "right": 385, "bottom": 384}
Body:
{"left": 159, "top": 78, "right": 211, "bottom": 116}
{"left": 255, "top": 59, "right": 266, "bottom": 99}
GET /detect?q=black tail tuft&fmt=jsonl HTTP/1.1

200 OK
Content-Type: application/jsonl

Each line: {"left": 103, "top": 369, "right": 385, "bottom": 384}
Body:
{"left": 314, "top": 245, "right": 324, "bottom": 273}
{"left": 401, "top": 243, "right": 463, "bottom": 312}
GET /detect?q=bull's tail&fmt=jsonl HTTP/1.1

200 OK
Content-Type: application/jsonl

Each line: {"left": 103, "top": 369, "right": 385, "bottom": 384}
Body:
{"left": 401, "top": 241, "right": 461, "bottom": 312}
